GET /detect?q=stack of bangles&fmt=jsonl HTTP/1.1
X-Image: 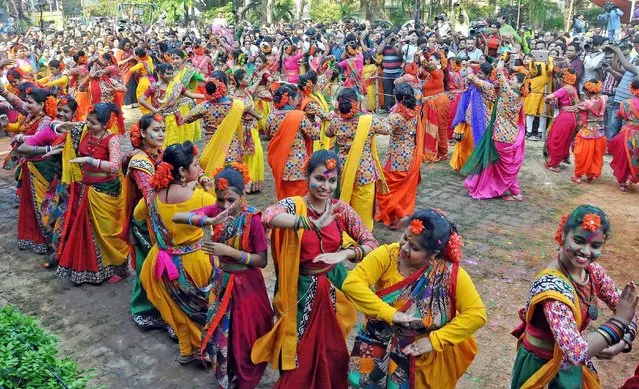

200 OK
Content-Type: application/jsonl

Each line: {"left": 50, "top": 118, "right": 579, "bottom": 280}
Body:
{"left": 239, "top": 251, "right": 252, "bottom": 265}
{"left": 187, "top": 213, "right": 207, "bottom": 227}
{"left": 293, "top": 215, "right": 316, "bottom": 230}
{"left": 87, "top": 156, "right": 103, "bottom": 169}
{"left": 348, "top": 246, "right": 365, "bottom": 263}
{"left": 596, "top": 318, "right": 637, "bottom": 352}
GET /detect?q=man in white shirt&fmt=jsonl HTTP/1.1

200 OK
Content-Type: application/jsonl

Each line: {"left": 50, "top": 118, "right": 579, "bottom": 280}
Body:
{"left": 457, "top": 38, "right": 483, "bottom": 61}
{"left": 401, "top": 30, "right": 419, "bottom": 62}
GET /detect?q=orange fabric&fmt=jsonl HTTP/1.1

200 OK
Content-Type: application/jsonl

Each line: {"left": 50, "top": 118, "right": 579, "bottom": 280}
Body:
{"left": 267, "top": 110, "right": 305, "bottom": 200}
{"left": 574, "top": 132, "right": 606, "bottom": 178}
{"left": 421, "top": 103, "right": 440, "bottom": 162}
{"left": 422, "top": 69, "right": 445, "bottom": 96}
{"left": 278, "top": 180, "right": 308, "bottom": 200}
{"left": 376, "top": 116, "right": 424, "bottom": 226}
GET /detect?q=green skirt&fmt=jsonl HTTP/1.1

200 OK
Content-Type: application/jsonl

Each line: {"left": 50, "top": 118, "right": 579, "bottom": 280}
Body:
{"left": 510, "top": 344, "right": 584, "bottom": 389}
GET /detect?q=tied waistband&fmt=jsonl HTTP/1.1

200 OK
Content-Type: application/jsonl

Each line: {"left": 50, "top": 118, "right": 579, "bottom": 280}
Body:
{"left": 154, "top": 241, "right": 203, "bottom": 281}
{"left": 299, "top": 263, "right": 335, "bottom": 276}
{"left": 524, "top": 331, "right": 554, "bottom": 350}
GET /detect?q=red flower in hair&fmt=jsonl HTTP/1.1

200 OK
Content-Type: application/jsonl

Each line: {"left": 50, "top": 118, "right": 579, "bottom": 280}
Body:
{"left": 216, "top": 177, "right": 229, "bottom": 191}
{"left": 204, "top": 78, "right": 228, "bottom": 102}
{"left": 44, "top": 95, "right": 59, "bottom": 118}
{"left": 443, "top": 232, "right": 463, "bottom": 263}
{"left": 150, "top": 162, "right": 174, "bottom": 190}
{"left": 59, "top": 97, "right": 68, "bottom": 106}
{"left": 7, "top": 75, "right": 14, "bottom": 81}
{"left": 106, "top": 112, "right": 118, "bottom": 132}
{"left": 395, "top": 104, "right": 416, "bottom": 119}
{"left": 582, "top": 214, "right": 602, "bottom": 232}
{"left": 129, "top": 123, "right": 142, "bottom": 149}
{"left": 338, "top": 100, "right": 359, "bottom": 119}
{"left": 554, "top": 214, "right": 569, "bottom": 245}
{"left": 409, "top": 219, "right": 424, "bottom": 235}
{"left": 193, "top": 144, "right": 199, "bottom": 156}
{"left": 153, "top": 113, "right": 163, "bottom": 123}
{"left": 26, "top": 87, "right": 32, "bottom": 94}
{"left": 274, "top": 93, "right": 290, "bottom": 109}
{"left": 325, "top": 158, "right": 337, "bottom": 171}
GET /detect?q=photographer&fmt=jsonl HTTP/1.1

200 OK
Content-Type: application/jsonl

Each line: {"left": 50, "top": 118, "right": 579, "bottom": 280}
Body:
{"left": 605, "top": 39, "right": 639, "bottom": 138}
{"left": 401, "top": 30, "right": 419, "bottom": 63}
{"left": 597, "top": 1, "right": 624, "bottom": 42}
{"left": 376, "top": 30, "right": 403, "bottom": 111}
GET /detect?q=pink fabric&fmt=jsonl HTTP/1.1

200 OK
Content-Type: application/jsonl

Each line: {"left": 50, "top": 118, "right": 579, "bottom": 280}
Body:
{"left": 154, "top": 250, "right": 179, "bottom": 280}
{"left": 545, "top": 111, "right": 577, "bottom": 167}
{"left": 283, "top": 52, "right": 305, "bottom": 84}
{"left": 25, "top": 126, "right": 58, "bottom": 146}
{"left": 553, "top": 87, "right": 574, "bottom": 107}
{"left": 465, "top": 121, "right": 526, "bottom": 199}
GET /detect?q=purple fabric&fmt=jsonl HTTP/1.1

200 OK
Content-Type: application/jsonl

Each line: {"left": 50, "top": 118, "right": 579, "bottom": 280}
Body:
{"left": 464, "top": 122, "right": 525, "bottom": 199}
{"left": 451, "top": 84, "right": 487, "bottom": 144}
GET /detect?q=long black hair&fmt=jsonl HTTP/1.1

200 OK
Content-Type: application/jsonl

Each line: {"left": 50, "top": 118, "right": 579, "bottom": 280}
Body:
{"left": 409, "top": 209, "right": 459, "bottom": 257}
{"left": 337, "top": 88, "right": 358, "bottom": 115}
{"left": 394, "top": 83, "right": 416, "bottom": 109}
{"left": 89, "top": 102, "right": 120, "bottom": 126}
{"left": 163, "top": 141, "right": 197, "bottom": 182}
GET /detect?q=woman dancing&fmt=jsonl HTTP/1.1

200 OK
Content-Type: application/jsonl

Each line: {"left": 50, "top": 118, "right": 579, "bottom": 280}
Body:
{"left": 55, "top": 102, "right": 129, "bottom": 284}
{"left": 122, "top": 114, "right": 166, "bottom": 329}
{"left": 462, "top": 59, "right": 527, "bottom": 201}
{"left": 252, "top": 150, "right": 378, "bottom": 389}
{"left": 572, "top": 79, "right": 607, "bottom": 184}
{"left": 344, "top": 208, "right": 487, "bottom": 388}
{"left": 170, "top": 49, "right": 206, "bottom": 143}
{"left": 127, "top": 48, "right": 155, "bottom": 114}
{"left": 248, "top": 54, "right": 274, "bottom": 134}
{"left": 326, "top": 88, "right": 389, "bottom": 231}
{"left": 608, "top": 79, "right": 639, "bottom": 192}
{"left": 544, "top": 69, "right": 580, "bottom": 172}
{"left": 376, "top": 83, "right": 423, "bottom": 229}
{"left": 173, "top": 164, "right": 273, "bottom": 388}
{"left": 421, "top": 52, "right": 451, "bottom": 162}
{"left": 298, "top": 71, "right": 331, "bottom": 151}
{"left": 510, "top": 205, "right": 638, "bottom": 388}
{"left": 137, "top": 142, "right": 216, "bottom": 364}
{"left": 266, "top": 84, "right": 316, "bottom": 200}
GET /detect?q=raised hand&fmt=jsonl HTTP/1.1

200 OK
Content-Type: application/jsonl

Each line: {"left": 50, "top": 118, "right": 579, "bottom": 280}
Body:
{"left": 614, "top": 281, "right": 638, "bottom": 325}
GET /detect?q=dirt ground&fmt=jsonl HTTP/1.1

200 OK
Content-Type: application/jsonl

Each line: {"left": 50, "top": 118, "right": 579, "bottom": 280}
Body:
{"left": 1, "top": 107, "right": 638, "bottom": 388}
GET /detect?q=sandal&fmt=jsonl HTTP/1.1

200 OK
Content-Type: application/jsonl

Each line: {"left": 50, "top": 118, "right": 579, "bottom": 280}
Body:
{"left": 178, "top": 353, "right": 195, "bottom": 365}
{"left": 502, "top": 194, "right": 524, "bottom": 202}
{"left": 571, "top": 176, "right": 582, "bottom": 184}
{"left": 544, "top": 163, "right": 561, "bottom": 173}
{"left": 619, "top": 184, "right": 628, "bottom": 192}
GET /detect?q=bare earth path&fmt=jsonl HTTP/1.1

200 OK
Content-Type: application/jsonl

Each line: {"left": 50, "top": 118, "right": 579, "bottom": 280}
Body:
{"left": 1, "top": 107, "right": 638, "bottom": 388}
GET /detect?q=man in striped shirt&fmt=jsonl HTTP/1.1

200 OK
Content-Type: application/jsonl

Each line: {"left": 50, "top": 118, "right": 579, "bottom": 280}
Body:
{"left": 376, "top": 31, "right": 404, "bottom": 111}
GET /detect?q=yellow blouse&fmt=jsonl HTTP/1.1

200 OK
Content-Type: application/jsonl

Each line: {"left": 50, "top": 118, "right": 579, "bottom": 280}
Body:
{"left": 133, "top": 188, "right": 215, "bottom": 246}
{"left": 342, "top": 242, "right": 487, "bottom": 353}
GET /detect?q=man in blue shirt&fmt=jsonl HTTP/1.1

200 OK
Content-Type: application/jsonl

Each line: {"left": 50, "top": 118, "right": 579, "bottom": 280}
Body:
{"left": 598, "top": 1, "right": 624, "bottom": 42}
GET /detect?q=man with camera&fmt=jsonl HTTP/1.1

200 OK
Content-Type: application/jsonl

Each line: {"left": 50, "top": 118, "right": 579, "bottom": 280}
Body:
{"left": 376, "top": 30, "right": 403, "bottom": 112}
{"left": 598, "top": 1, "right": 624, "bottom": 42}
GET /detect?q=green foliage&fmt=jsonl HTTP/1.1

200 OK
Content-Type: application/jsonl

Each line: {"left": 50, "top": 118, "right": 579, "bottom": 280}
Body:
{"left": 272, "top": 0, "right": 295, "bottom": 22}
{"left": 0, "top": 305, "right": 94, "bottom": 389}
{"left": 309, "top": 0, "right": 342, "bottom": 23}
{"left": 60, "top": 0, "right": 83, "bottom": 17}
{"left": 85, "top": 0, "right": 117, "bottom": 17}
{"left": 202, "top": 3, "right": 234, "bottom": 22}
{"left": 465, "top": 2, "right": 492, "bottom": 21}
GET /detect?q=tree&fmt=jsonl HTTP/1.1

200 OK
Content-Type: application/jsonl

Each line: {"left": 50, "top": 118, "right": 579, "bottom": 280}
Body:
{"left": 309, "top": 0, "right": 342, "bottom": 23}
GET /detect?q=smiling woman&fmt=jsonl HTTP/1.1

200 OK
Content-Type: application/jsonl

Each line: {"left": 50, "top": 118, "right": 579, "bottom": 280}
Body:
{"left": 510, "top": 205, "right": 639, "bottom": 388}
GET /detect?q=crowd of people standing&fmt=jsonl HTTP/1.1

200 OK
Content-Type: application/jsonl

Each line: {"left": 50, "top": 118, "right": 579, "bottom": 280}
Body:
{"left": 1, "top": 7, "right": 639, "bottom": 388}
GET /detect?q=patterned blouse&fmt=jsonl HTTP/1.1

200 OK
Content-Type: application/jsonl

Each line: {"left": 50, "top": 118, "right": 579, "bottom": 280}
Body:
{"left": 492, "top": 70, "right": 523, "bottom": 144}
{"left": 265, "top": 108, "right": 317, "bottom": 181}
{"left": 325, "top": 114, "right": 390, "bottom": 185}
{"left": 386, "top": 113, "right": 417, "bottom": 172}
{"left": 542, "top": 262, "right": 621, "bottom": 367}
{"left": 468, "top": 77, "right": 496, "bottom": 123}
{"left": 577, "top": 95, "right": 607, "bottom": 139}
{"left": 184, "top": 100, "right": 242, "bottom": 163}
{"left": 233, "top": 89, "right": 259, "bottom": 156}
{"left": 302, "top": 97, "right": 331, "bottom": 122}
{"left": 262, "top": 197, "right": 379, "bottom": 252}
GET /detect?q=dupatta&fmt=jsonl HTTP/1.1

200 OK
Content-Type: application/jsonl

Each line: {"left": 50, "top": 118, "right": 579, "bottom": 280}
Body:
{"left": 460, "top": 98, "right": 501, "bottom": 177}
{"left": 451, "top": 84, "right": 488, "bottom": 144}
{"left": 267, "top": 110, "right": 305, "bottom": 199}
{"left": 199, "top": 99, "right": 245, "bottom": 178}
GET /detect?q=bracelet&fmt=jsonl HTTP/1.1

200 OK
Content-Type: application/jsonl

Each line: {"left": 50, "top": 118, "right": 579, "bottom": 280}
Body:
{"left": 600, "top": 323, "right": 621, "bottom": 345}
{"left": 606, "top": 320, "right": 625, "bottom": 340}
{"left": 622, "top": 334, "right": 633, "bottom": 353}
{"left": 188, "top": 213, "right": 195, "bottom": 226}
{"left": 596, "top": 328, "right": 613, "bottom": 346}
{"left": 239, "top": 251, "right": 252, "bottom": 265}
{"left": 88, "top": 156, "right": 94, "bottom": 166}
{"left": 609, "top": 317, "right": 628, "bottom": 333}
{"left": 347, "top": 247, "right": 357, "bottom": 263}
{"left": 199, "top": 216, "right": 206, "bottom": 227}
{"left": 45, "top": 145, "right": 51, "bottom": 153}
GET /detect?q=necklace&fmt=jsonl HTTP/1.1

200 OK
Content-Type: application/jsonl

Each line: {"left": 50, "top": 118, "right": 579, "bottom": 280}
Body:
{"left": 557, "top": 255, "right": 599, "bottom": 320}
{"left": 87, "top": 130, "right": 108, "bottom": 156}
{"left": 304, "top": 196, "right": 331, "bottom": 254}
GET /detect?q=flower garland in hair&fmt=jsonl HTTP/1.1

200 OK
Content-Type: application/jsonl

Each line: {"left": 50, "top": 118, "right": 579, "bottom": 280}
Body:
{"left": 273, "top": 93, "right": 290, "bottom": 109}
{"left": 582, "top": 213, "right": 602, "bottom": 232}
{"left": 404, "top": 62, "right": 418, "bottom": 76}
{"left": 562, "top": 69, "right": 577, "bottom": 86}
{"left": 347, "top": 46, "right": 360, "bottom": 57}
{"left": 216, "top": 177, "right": 229, "bottom": 191}
{"left": 554, "top": 214, "right": 569, "bottom": 245}
{"left": 77, "top": 55, "right": 88, "bottom": 65}
{"left": 584, "top": 80, "right": 602, "bottom": 94}
{"left": 129, "top": 123, "right": 142, "bottom": 148}
{"left": 6, "top": 74, "right": 15, "bottom": 81}
{"left": 212, "top": 162, "right": 251, "bottom": 185}
{"left": 193, "top": 46, "right": 205, "bottom": 56}
{"left": 204, "top": 78, "right": 227, "bottom": 102}
{"left": 409, "top": 219, "right": 424, "bottom": 235}
{"left": 630, "top": 83, "right": 639, "bottom": 97}
{"left": 150, "top": 162, "right": 174, "bottom": 190}
{"left": 396, "top": 103, "right": 417, "bottom": 119}
{"left": 443, "top": 231, "right": 463, "bottom": 263}
{"left": 44, "top": 95, "right": 59, "bottom": 118}
{"left": 58, "top": 62, "right": 66, "bottom": 71}
{"left": 325, "top": 158, "right": 337, "bottom": 171}
{"left": 520, "top": 76, "right": 531, "bottom": 97}
{"left": 106, "top": 112, "right": 118, "bottom": 132}
{"left": 338, "top": 100, "right": 359, "bottom": 119}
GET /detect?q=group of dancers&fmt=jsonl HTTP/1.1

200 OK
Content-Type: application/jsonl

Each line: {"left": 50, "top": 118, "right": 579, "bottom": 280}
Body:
{"left": 1, "top": 29, "right": 639, "bottom": 388}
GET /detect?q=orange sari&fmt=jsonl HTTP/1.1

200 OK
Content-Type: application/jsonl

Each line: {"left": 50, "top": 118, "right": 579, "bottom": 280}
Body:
{"left": 267, "top": 110, "right": 308, "bottom": 200}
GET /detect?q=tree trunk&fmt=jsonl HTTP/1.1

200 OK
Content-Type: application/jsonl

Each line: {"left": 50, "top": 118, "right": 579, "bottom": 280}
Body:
{"left": 266, "top": 0, "right": 272, "bottom": 24}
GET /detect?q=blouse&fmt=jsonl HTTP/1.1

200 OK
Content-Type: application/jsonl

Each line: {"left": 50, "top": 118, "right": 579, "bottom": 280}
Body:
{"left": 492, "top": 70, "right": 523, "bottom": 144}
{"left": 386, "top": 113, "right": 417, "bottom": 171}
{"left": 265, "top": 109, "right": 317, "bottom": 181}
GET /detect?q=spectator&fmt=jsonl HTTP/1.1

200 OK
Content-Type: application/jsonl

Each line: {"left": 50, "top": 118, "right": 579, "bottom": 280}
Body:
{"left": 497, "top": 16, "right": 522, "bottom": 44}
{"left": 581, "top": 35, "right": 606, "bottom": 92}
{"left": 573, "top": 14, "right": 588, "bottom": 36}
{"left": 607, "top": 40, "right": 639, "bottom": 139}
{"left": 401, "top": 30, "right": 419, "bottom": 63}
{"left": 377, "top": 30, "right": 403, "bottom": 111}
{"left": 597, "top": 1, "right": 624, "bottom": 42}
{"left": 458, "top": 37, "right": 483, "bottom": 61}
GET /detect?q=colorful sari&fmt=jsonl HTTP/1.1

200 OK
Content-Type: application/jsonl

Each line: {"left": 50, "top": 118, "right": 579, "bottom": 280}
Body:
{"left": 376, "top": 113, "right": 423, "bottom": 227}
{"left": 173, "top": 66, "right": 205, "bottom": 143}
{"left": 510, "top": 269, "right": 600, "bottom": 388}
{"left": 138, "top": 189, "right": 214, "bottom": 357}
{"left": 144, "top": 82, "right": 186, "bottom": 147}
{"left": 574, "top": 95, "right": 607, "bottom": 179}
{"left": 344, "top": 243, "right": 483, "bottom": 388}
{"left": 199, "top": 99, "right": 245, "bottom": 178}
{"left": 450, "top": 84, "right": 488, "bottom": 172}
{"left": 252, "top": 197, "right": 378, "bottom": 389}
{"left": 198, "top": 205, "right": 272, "bottom": 389}
{"left": 446, "top": 70, "right": 464, "bottom": 139}
{"left": 129, "top": 59, "right": 155, "bottom": 114}
{"left": 235, "top": 90, "right": 265, "bottom": 193}
{"left": 609, "top": 97, "right": 639, "bottom": 185}
{"left": 267, "top": 110, "right": 308, "bottom": 200}
{"left": 301, "top": 93, "right": 331, "bottom": 152}
{"left": 56, "top": 127, "right": 129, "bottom": 284}
{"left": 545, "top": 85, "right": 580, "bottom": 168}
{"left": 115, "top": 49, "right": 138, "bottom": 106}
{"left": 87, "top": 69, "right": 125, "bottom": 134}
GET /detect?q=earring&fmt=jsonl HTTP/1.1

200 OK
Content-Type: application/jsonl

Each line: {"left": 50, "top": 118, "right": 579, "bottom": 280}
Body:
{"left": 180, "top": 176, "right": 187, "bottom": 187}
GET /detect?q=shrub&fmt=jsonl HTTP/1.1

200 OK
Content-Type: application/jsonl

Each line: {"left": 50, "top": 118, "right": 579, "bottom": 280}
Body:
{"left": 0, "top": 305, "right": 94, "bottom": 389}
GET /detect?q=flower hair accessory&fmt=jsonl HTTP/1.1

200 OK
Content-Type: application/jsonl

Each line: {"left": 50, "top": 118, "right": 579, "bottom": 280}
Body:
{"left": 6, "top": 74, "right": 14, "bottom": 81}
{"left": 303, "top": 80, "right": 313, "bottom": 95}
{"left": 216, "top": 177, "right": 229, "bottom": 191}
{"left": 562, "top": 69, "right": 577, "bottom": 86}
{"left": 153, "top": 113, "right": 164, "bottom": 123}
{"left": 520, "top": 76, "right": 531, "bottom": 97}
{"left": 443, "top": 231, "right": 463, "bottom": 263}
{"left": 150, "top": 162, "right": 174, "bottom": 190}
{"left": 26, "top": 87, "right": 33, "bottom": 94}
{"left": 584, "top": 80, "right": 602, "bottom": 94}
{"left": 347, "top": 46, "right": 360, "bottom": 56}
{"left": 325, "top": 158, "right": 337, "bottom": 171}
{"left": 106, "top": 112, "right": 118, "bottom": 132}
{"left": 582, "top": 213, "right": 602, "bottom": 232}
{"left": 554, "top": 214, "right": 569, "bottom": 245}
{"left": 409, "top": 219, "right": 424, "bottom": 235}
{"left": 339, "top": 100, "right": 359, "bottom": 119}
{"left": 449, "top": 60, "right": 462, "bottom": 73}
{"left": 44, "top": 95, "right": 59, "bottom": 118}
{"left": 273, "top": 93, "right": 290, "bottom": 109}
{"left": 193, "top": 144, "right": 199, "bottom": 156}
{"left": 204, "top": 78, "right": 227, "bottom": 102}
{"left": 129, "top": 123, "right": 142, "bottom": 148}
{"left": 77, "top": 55, "right": 88, "bottom": 65}
{"left": 59, "top": 97, "right": 69, "bottom": 107}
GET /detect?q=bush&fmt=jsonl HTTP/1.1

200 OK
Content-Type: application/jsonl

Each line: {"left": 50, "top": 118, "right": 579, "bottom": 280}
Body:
{"left": 0, "top": 305, "right": 94, "bottom": 389}
{"left": 310, "top": 0, "right": 343, "bottom": 24}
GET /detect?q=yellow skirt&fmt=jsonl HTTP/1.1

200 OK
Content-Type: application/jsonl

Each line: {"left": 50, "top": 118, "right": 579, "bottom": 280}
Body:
{"left": 137, "top": 77, "right": 151, "bottom": 114}
{"left": 162, "top": 113, "right": 182, "bottom": 148}
{"left": 414, "top": 337, "right": 478, "bottom": 388}
{"left": 254, "top": 98, "right": 271, "bottom": 134}
{"left": 450, "top": 123, "right": 474, "bottom": 172}
{"left": 350, "top": 182, "right": 375, "bottom": 232}
{"left": 140, "top": 248, "right": 212, "bottom": 356}
{"left": 178, "top": 102, "right": 202, "bottom": 143}
{"left": 313, "top": 121, "right": 332, "bottom": 152}
{"left": 243, "top": 127, "right": 264, "bottom": 193}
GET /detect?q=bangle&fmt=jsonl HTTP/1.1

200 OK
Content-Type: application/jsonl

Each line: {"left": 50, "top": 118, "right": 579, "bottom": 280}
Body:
{"left": 347, "top": 247, "right": 357, "bottom": 263}
{"left": 606, "top": 320, "right": 625, "bottom": 340}
{"left": 188, "top": 213, "right": 195, "bottom": 226}
{"left": 596, "top": 328, "right": 613, "bottom": 345}
{"left": 610, "top": 317, "right": 629, "bottom": 333}
{"left": 45, "top": 145, "right": 51, "bottom": 153}
{"left": 199, "top": 216, "right": 206, "bottom": 227}
{"left": 600, "top": 324, "right": 621, "bottom": 345}
{"left": 293, "top": 216, "right": 300, "bottom": 229}
{"left": 622, "top": 334, "right": 633, "bottom": 353}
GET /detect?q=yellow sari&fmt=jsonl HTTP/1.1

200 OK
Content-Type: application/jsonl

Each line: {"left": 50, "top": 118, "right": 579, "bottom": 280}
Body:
{"left": 171, "top": 66, "right": 203, "bottom": 144}
{"left": 199, "top": 99, "right": 245, "bottom": 178}
{"left": 306, "top": 92, "right": 331, "bottom": 151}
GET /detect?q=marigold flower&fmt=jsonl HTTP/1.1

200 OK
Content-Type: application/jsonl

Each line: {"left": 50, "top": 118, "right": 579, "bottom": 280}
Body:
{"left": 325, "top": 158, "right": 337, "bottom": 171}
{"left": 409, "top": 219, "right": 424, "bottom": 235}
{"left": 582, "top": 213, "right": 602, "bottom": 232}
{"left": 216, "top": 177, "right": 229, "bottom": 191}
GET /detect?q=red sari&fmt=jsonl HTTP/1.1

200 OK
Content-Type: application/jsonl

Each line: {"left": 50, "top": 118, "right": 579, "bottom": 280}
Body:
{"left": 545, "top": 85, "right": 580, "bottom": 168}
{"left": 609, "top": 98, "right": 639, "bottom": 185}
